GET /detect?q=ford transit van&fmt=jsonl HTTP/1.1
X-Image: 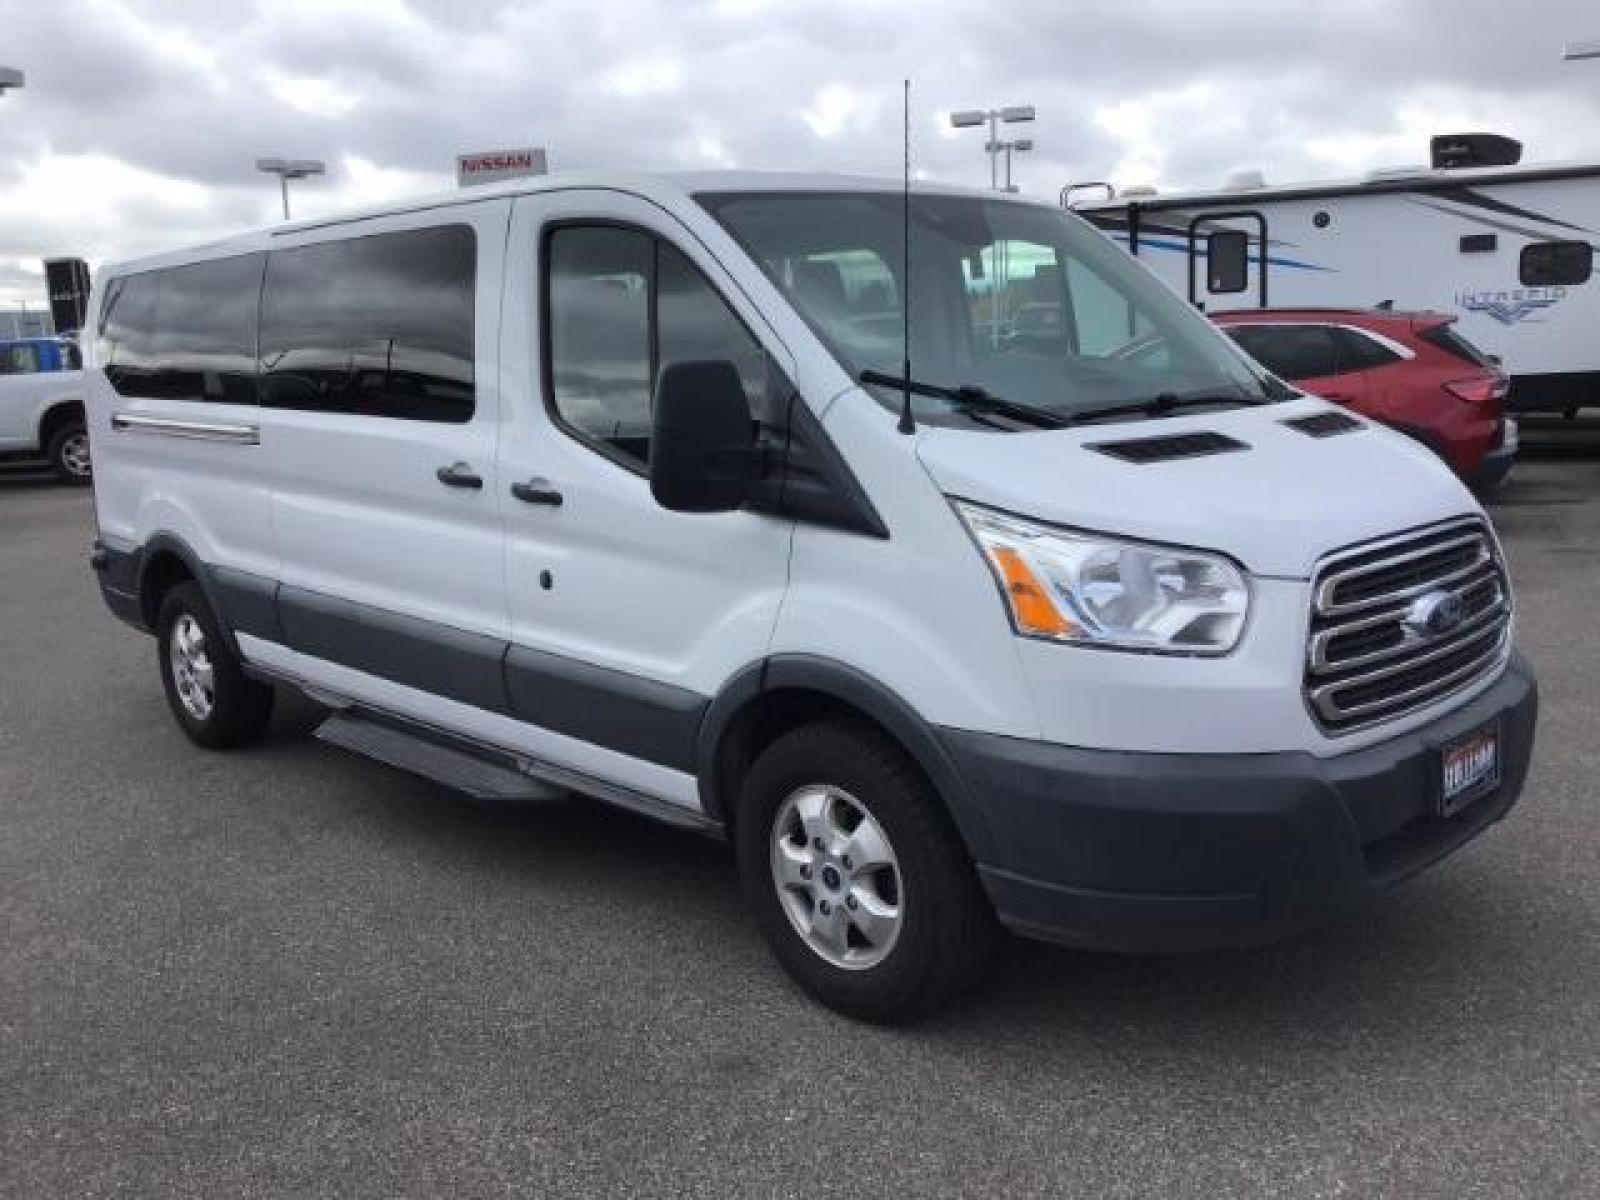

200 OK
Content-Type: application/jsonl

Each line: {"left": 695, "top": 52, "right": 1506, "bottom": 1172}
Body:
{"left": 85, "top": 173, "right": 1538, "bottom": 1020}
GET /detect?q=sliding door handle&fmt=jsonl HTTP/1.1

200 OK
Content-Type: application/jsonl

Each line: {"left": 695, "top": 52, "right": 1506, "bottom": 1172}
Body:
{"left": 436, "top": 462, "right": 484, "bottom": 489}
{"left": 511, "top": 478, "right": 563, "bottom": 506}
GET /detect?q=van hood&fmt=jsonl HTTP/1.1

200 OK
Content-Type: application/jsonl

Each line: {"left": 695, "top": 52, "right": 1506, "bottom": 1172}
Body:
{"left": 914, "top": 401, "right": 1479, "bottom": 579}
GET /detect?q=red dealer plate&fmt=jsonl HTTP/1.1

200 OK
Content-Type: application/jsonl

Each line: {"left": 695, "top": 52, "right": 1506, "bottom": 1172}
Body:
{"left": 1438, "top": 723, "right": 1501, "bottom": 818}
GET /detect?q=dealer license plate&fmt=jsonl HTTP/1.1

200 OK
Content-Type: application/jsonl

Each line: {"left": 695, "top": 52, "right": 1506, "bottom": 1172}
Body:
{"left": 1439, "top": 724, "right": 1500, "bottom": 817}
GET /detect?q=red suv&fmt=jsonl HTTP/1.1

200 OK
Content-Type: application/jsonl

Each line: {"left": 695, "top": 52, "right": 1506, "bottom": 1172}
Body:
{"left": 1213, "top": 308, "right": 1516, "bottom": 491}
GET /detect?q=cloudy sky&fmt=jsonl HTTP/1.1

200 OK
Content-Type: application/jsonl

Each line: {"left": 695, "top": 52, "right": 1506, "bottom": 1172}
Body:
{"left": 3, "top": 0, "right": 1599, "bottom": 306}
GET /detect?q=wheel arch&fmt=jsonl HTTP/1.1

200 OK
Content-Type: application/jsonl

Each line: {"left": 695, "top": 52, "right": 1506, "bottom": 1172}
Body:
{"left": 695, "top": 654, "right": 995, "bottom": 862}
{"left": 134, "top": 533, "right": 238, "bottom": 654}
{"left": 36, "top": 397, "right": 85, "bottom": 448}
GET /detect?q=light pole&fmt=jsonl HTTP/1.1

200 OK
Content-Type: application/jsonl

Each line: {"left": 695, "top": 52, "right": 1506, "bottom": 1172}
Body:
{"left": 995, "top": 137, "right": 1033, "bottom": 194}
{"left": 255, "top": 157, "right": 326, "bottom": 220}
{"left": 1562, "top": 39, "right": 1600, "bottom": 60}
{"left": 950, "top": 105, "right": 1035, "bottom": 190}
{"left": 0, "top": 66, "right": 24, "bottom": 97}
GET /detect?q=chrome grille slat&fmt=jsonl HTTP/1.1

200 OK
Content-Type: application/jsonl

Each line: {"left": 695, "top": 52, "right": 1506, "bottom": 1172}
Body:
{"left": 1314, "top": 533, "right": 1492, "bottom": 617}
{"left": 1309, "top": 631, "right": 1509, "bottom": 724}
{"left": 1306, "top": 520, "right": 1511, "bottom": 734}
{"left": 1308, "top": 578, "right": 1505, "bottom": 675}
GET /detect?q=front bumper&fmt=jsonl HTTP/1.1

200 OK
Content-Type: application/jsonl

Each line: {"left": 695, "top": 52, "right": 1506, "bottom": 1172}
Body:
{"left": 940, "top": 651, "right": 1538, "bottom": 953}
{"left": 1469, "top": 419, "right": 1517, "bottom": 490}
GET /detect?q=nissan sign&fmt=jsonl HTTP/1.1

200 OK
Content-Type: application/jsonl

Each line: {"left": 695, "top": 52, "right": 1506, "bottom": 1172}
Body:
{"left": 456, "top": 147, "right": 548, "bottom": 187}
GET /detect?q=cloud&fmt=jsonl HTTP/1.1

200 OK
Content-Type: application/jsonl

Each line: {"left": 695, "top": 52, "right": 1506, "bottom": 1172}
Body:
{"left": 1, "top": 0, "right": 1598, "bottom": 305}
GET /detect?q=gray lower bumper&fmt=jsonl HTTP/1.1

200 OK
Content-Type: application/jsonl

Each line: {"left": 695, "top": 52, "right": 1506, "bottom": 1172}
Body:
{"left": 938, "top": 651, "right": 1538, "bottom": 953}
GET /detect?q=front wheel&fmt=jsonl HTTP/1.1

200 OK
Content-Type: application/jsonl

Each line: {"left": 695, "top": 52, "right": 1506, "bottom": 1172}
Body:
{"left": 156, "top": 582, "right": 274, "bottom": 749}
{"left": 735, "top": 722, "right": 996, "bottom": 1022}
{"left": 46, "top": 420, "right": 92, "bottom": 485}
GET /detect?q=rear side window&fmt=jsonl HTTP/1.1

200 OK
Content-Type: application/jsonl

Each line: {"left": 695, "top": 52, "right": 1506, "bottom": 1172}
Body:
{"left": 545, "top": 224, "right": 779, "bottom": 471}
{"left": 1520, "top": 240, "right": 1592, "bottom": 287}
{"left": 1418, "top": 323, "right": 1494, "bottom": 368}
{"left": 1225, "top": 324, "right": 1338, "bottom": 381}
{"left": 260, "top": 225, "right": 476, "bottom": 423}
{"left": 1333, "top": 328, "right": 1402, "bottom": 370}
{"left": 1, "top": 343, "right": 40, "bottom": 375}
{"left": 101, "top": 254, "right": 264, "bottom": 404}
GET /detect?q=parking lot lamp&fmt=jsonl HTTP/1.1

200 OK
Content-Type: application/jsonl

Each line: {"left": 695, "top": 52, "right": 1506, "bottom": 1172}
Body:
{"left": 0, "top": 67, "right": 24, "bottom": 97}
{"left": 255, "top": 158, "right": 326, "bottom": 220}
{"left": 950, "top": 105, "right": 1036, "bottom": 189}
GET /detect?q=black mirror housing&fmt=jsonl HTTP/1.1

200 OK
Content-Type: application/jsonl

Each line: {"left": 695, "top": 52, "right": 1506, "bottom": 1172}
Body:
{"left": 650, "top": 359, "right": 756, "bottom": 513}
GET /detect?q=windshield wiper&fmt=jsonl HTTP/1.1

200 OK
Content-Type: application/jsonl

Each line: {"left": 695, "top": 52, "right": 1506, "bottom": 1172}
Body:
{"left": 859, "top": 369, "right": 1070, "bottom": 429}
{"left": 1065, "top": 389, "right": 1270, "bottom": 426}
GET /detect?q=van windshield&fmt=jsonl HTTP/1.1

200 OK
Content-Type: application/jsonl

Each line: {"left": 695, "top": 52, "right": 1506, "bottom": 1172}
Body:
{"left": 697, "top": 190, "right": 1276, "bottom": 426}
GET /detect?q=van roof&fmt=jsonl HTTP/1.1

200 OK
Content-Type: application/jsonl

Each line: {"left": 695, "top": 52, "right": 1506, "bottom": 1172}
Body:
{"left": 103, "top": 169, "right": 1026, "bottom": 277}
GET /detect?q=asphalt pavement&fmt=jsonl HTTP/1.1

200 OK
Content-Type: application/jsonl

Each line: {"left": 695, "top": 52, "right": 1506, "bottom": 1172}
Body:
{"left": 2, "top": 426, "right": 1598, "bottom": 1198}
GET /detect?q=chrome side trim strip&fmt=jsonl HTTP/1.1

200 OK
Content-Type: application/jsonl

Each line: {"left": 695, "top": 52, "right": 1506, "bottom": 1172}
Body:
{"left": 110, "top": 412, "right": 260, "bottom": 445}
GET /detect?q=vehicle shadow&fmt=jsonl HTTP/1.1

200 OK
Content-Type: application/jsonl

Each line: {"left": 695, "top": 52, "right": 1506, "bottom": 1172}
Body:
{"left": 0, "top": 462, "right": 64, "bottom": 490}
{"left": 236, "top": 694, "right": 1571, "bottom": 1070}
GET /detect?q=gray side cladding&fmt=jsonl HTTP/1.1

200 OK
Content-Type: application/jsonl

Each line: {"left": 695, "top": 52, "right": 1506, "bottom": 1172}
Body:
{"left": 101, "top": 544, "right": 709, "bottom": 773}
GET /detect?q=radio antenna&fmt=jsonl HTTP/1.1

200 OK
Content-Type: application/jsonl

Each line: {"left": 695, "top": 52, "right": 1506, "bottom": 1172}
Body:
{"left": 897, "top": 78, "right": 916, "bottom": 435}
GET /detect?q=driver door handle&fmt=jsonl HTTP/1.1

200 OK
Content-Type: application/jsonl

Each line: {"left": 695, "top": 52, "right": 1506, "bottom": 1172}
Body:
{"left": 436, "top": 461, "right": 484, "bottom": 490}
{"left": 511, "top": 478, "right": 564, "bottom": 507}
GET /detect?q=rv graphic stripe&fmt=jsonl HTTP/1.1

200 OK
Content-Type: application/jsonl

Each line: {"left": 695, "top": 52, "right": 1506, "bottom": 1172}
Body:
{"left": 1409, "top": 200, "right": 1600, "bottom": 253}
{"left": 1432, "top": 186, "right": 1590, "bottom": 235}
{"left": 1108, "top": 233, "right": 1336, "bottom": 273}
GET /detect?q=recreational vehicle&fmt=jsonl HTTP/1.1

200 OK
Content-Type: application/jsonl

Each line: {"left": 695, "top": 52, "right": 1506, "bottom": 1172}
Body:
{"left": 1071, "top": 135, "right": 1600, "bottom": 414}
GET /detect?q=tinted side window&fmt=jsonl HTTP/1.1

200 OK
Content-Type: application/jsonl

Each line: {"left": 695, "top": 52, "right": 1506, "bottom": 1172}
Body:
{"left": 1226, "top": 324, "right": 1338, "bottom": 381}
{"left": 2, "top": 343, "right": 40, "bottom": 375}
{"left": 100, "top": 256, "right": 263, "bottom": 403}
{"left": 546, "top": 226, "right": 778, "bottom": 470}
{"left": 101, "top": 273, "right": 161, "bottom": 397}
{"left": 547, "top": 227, "right": 653, "bottom": 463}
{"left": 260, "top": 225, "right": 476, "bottom": 423}
{"left": 1520, "top": 240, "right": 1592, "bottom": 287}
{"left": 155, "top": 255, "right": 264, "bottom": 404}
{"left": 657, "top": 242, "right": 772, "bottom": 419}
{"left": 1334, "top": 328, "right": 1402, "bottom": 370}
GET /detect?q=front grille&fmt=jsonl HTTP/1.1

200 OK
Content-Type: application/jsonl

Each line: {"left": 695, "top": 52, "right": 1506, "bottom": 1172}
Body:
{"left": 1306, "top": 521, "right": 1511, "bottom": 733}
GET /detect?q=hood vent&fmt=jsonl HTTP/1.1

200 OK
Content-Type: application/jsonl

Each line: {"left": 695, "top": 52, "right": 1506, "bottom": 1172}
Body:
{"left": 1283, "top": 411, "right": 1364, "bottom": 438}
{"left": 1088, "top": 431, "right": 1248, "bottom": 464}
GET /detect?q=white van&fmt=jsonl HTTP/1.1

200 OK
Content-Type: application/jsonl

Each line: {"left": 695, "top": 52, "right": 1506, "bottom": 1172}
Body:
{"left": 85, "top": 172, "right": 1538, "bottom": 1020}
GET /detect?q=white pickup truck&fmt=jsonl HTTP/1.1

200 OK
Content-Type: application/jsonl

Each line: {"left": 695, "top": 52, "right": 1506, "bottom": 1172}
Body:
{"left": 0, "top": 337, "right": 89, "bottom": 482}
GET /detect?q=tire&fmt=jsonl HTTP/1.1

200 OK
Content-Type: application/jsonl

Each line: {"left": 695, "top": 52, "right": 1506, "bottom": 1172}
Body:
{"left": 45, "top": 420, "right": 92, "bottom": 485}
{"left": 734, "top": 721, "right": 996, "bottom": 1022}
{"left": 156, "top": 582, "right": 274, "bottom": 749}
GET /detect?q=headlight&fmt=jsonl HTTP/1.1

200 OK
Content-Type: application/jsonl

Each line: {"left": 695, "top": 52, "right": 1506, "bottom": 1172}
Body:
{"left": 954, "top": 500, "right": 1250, "bottom": 655}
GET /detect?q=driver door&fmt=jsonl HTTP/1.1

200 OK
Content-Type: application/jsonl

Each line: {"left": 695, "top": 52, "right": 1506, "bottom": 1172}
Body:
{"left": 495, "top": 190, "right": 797, "bottom": 807}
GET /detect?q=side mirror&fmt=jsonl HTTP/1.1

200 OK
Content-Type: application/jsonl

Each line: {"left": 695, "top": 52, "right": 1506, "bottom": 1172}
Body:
{"left": 649, "top": 359, "right": 756, "bottom": 514}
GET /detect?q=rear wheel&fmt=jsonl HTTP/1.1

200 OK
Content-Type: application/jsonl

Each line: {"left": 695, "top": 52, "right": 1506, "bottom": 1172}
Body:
{"left": 735, "top": 721, "right": 996, "bottom": 1022}
{"left": 45, "top": 420, "right": 91, "bottom": 485}
{"left": 156, "top": 582, "right": 274, "bottom": 749}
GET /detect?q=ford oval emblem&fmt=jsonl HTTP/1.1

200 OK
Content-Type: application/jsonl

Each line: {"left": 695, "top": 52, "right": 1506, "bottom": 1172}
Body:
{"left": 1404, "top": 590, "right": 1466, "bottom": 640}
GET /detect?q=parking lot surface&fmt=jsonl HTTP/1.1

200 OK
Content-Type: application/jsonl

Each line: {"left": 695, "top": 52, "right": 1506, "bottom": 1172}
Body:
{"left": 3, "top": 426, "right": 1598, "bottom": 1198}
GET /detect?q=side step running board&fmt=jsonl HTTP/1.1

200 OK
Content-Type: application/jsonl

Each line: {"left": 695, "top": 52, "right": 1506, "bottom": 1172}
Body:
{"left": 312, "top": 708, "right": 723, "bottom": 837}
{"left": 316, "top": 712, "right": 564, "bottom": 803}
